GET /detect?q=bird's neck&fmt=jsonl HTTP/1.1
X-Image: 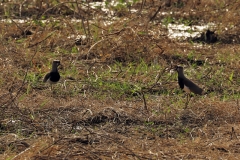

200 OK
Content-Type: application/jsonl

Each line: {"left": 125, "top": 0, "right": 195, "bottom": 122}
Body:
{"left": 51, "top": 64, "right": 58, "bottom": 72}
{"left": 178, "top": 72, "right": 185, "bottom": 78}
{"left": 51, "top": 68, "right": 58, "bottom": 72}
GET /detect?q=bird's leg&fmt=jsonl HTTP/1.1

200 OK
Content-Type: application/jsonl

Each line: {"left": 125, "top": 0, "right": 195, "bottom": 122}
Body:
{"left": 51, "top": 84, "right": 57, "bottom": 94}
{"left": 185, "top": 93, "right": 190, "bottom": 108}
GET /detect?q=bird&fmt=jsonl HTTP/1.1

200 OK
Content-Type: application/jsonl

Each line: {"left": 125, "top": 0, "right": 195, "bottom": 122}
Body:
{"left": 175, "top": 66, "right": 203, "bottom": 107}
{"left": 43, "top": 60, "right": 61, "bottom": 90}
{"left": 206, "top": 30, "right": 217, "bottom": 43}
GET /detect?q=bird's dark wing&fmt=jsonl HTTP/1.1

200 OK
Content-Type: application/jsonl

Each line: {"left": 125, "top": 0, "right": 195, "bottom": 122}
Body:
{"left": 43, "top": 72, "right": 51, "bottom": 83}
{"left": 184, "top": 78, "right": 203, "bottom": 95}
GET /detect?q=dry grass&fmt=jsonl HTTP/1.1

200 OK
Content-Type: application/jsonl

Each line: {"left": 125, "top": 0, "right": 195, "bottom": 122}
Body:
{"left": 1, "top": 0, "right": 240, "bottom": 159}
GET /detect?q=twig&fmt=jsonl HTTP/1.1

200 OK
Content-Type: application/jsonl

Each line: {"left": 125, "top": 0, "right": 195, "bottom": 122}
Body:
{"left": 28, "top": 31, "right": 56, "bottom": 48}
{"left": 231, "top": 127, "right": 238, "bottom": 140}
{"left": 86, "top": 38, "right": 108, "bottom": 59}
{"left": 40, "top": 2, "right": 80, "bottom": 18}
{"left": 149, "top": 5, "right": 162, "bottom": 22}
{"left": 86, "top": 1, "right": 91, "bottom": 37}
{"left": 10, "top": 18, "right": 24, "bottom": 34}
{"left": 138, "top": 0, "right": 146, "bottom": 14}
{"left": 1, "top": 48, "right": 38, "bottom": 108}
{"left": 140, "top": 89, "right": 147, "bottom": 111}
{"left": 149, "top": 66, "right": 170, "bottom": 91}
{"left": 201, "top": 67, "right": 212, "bottom": 79}
{"left": 202, "top": 138, "right": 221, "bottom": 147}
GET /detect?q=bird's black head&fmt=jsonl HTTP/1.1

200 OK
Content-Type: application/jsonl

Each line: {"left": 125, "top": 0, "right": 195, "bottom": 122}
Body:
{"left": 53, "top": 60, "right": 61, "bottom": 67}
{"left": 175, "top": 66, "right": 183, "bottom": 73}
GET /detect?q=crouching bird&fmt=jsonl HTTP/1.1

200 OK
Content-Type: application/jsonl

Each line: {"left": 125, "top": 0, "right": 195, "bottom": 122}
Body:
{"left": 43, "top": 60, "right": 61, "bottom": 90}
{"left": 175, "top": 66, "right": 203, "bottom": 107}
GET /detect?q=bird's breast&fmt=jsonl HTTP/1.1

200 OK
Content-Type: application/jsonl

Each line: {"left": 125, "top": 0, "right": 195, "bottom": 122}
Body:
{"left": 48, "top": 72, "right": 60, "bottom": 83}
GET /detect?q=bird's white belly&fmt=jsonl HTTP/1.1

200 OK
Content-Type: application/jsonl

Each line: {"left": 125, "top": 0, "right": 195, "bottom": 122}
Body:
{"left": 47, "top": 79, "right": 58, "bottom": 84}
{"left": 183, "top": 86, "right": 191, "bottom": 93}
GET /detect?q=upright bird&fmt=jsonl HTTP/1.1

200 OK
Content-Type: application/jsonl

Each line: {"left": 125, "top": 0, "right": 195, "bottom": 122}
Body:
{"left": 175, "top": 66, "right": 203, "bottom": 95}
{"left": 43, "top": 60, "right": 61, "bottom": 90}
{"left": 175, "top": 66, "right": 203, "bottom": 107}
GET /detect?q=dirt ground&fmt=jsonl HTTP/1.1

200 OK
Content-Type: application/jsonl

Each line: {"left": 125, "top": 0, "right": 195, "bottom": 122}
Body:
{"left": 1, "top": 0, "right": 240, "bottom": 159}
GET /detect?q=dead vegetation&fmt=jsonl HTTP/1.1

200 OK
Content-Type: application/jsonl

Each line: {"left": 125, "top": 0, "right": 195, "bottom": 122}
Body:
{"left": 1, "top": 0, "right": 240, "bottom": 159}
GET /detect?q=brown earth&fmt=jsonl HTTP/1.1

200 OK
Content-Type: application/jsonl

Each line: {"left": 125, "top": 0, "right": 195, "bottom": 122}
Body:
{"left": 1, "top": 0, "right": 240, "bottom": 159}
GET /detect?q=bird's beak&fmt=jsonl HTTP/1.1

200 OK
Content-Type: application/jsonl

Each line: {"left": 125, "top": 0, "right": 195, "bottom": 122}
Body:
{"left": 174, "top": 65, "right": 179, "bottom": 71}
{"left": 58, "top": 63, "right": 63, "bottom": 69}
